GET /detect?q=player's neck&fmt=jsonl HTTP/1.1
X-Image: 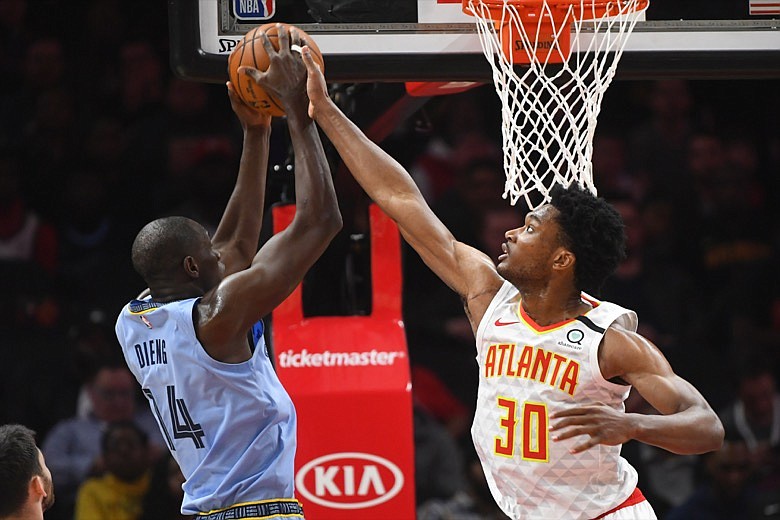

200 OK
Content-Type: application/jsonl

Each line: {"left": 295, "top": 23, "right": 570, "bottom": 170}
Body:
{"left": 148, "top": 282, "right": 204, "bottom": 303}
{"left": 519, "top": 289, "right": 590, "bottom": 327}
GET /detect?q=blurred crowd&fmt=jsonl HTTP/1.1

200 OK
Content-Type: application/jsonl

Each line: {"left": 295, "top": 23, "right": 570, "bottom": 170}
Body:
{"left": 1, "top": 0, "right": 780, "bottom": 519}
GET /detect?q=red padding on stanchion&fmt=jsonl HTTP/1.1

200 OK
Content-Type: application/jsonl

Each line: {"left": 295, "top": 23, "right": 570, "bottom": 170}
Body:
{"left": 271, "top": 204, "right": 416, "bottom": 519}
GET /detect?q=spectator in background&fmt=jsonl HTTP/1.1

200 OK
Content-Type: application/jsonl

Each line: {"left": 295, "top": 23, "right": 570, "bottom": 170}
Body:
{"left": 42, "top": 362, "right": 163, "bottom": 520}
{"left": 57, "top": 167, "right": 138, "bottom": 313}
{"left": 0, "top": 148, "right": 58, "bottom": 274}
{"left": 417, "top": 441, "right": 507, "bottom": 520}
{"left": 140, "top": 453, "right": 193, "bottom": 520}
{"left": 627, "top": 79, "right": 695, "bottom": 195}
{"left": 168, "top": 135, "right": 239, "bottom": 235}
{"left": 592, "top": 133, "right": 646, "bottom": 203}
{"left": 413, "top": 401, "right": 467, "bottom": 506}
{"left": 0, "top": 423, "right": 55, "bottom": 520}
{"left": 719, "top": 366, "right": 780, "bottom": 476}
{"left": 666, "top": 441, "right": 758, "bottom": 520}
{"left": 0, "top": 150, "right": 64, "bottom": 435}
{"left": 75, "top": 421, "right": 152, "bottom": 520}
{"left": 408, "top": 90, "right": 499, "bottom": 203}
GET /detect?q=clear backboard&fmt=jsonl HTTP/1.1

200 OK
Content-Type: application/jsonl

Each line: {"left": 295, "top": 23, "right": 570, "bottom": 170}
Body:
{"left": 169, "top": 0, "right": 780, "bottom": 83}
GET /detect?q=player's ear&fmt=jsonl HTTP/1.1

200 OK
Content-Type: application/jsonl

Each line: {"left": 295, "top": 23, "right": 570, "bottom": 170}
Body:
{"left": 29, "top": 475, "right": 46, "bottom": 501}
{"left": 552, "top": 248, "right": 574, "bottom": 271}
{"left": 183, "top": 256, "right": 199, "bottom": 278}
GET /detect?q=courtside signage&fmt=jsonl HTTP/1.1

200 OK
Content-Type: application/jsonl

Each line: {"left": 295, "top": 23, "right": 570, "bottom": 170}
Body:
{"left": 278, "top": 348, "right": 406, "bottom": 368}
{"left": 296, "top": 452, "right": 404, "bottom": 509}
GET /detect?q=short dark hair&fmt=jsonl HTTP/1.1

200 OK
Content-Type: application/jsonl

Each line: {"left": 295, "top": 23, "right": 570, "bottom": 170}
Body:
{"left": 0, "top": 424, "right": 42, "bottom": 516}
{"left": 550, "top": 184, "right": 626, "bottom": 294}
{"left": 131, "top": 216, "right": 203, "bottom": 283}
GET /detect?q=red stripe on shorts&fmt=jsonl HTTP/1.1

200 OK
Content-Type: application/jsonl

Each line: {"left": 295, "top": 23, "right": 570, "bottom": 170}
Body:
{"left": 592, "top": 487, "right": 646, "bottom": 519}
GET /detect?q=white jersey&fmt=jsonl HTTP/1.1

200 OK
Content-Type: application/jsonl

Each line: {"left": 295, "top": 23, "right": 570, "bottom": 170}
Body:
{"left": 473, "top": 280, "right": 639, "bottom": 519}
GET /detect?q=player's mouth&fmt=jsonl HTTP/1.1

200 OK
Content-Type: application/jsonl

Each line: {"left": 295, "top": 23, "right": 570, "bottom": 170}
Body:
{"left": 498, "top": 242, "right": 508, "bottom": 262}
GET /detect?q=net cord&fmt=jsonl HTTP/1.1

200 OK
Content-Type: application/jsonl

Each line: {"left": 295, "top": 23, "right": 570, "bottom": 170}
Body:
{"left": 465, "top": 0, "right": 646, "bottom": 208}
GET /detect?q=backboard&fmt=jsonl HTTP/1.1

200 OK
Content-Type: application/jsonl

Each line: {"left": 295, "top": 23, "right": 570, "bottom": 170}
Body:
{"left": 169, "top": 0, "right": 780, "bottom": 83}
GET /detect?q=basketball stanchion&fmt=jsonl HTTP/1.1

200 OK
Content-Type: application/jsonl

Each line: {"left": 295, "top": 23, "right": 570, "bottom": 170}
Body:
{"left": 271, "top": 204, "right": 415, "bottom": 520}
{"left": 462, "top": 0, "right": 648, "bottom": 209}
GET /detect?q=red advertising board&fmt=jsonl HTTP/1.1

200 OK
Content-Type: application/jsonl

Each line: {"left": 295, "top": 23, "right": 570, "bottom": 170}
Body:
{"left": 272, "top": 204, "right": 416, "bottom": 519}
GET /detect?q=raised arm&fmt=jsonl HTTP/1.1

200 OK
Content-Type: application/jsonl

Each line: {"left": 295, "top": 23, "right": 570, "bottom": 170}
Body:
{"left": 550, "top": 326, "right": 724, "bottom": 455}
{"left": 300, "top": 46, "right": 502, "bottom": 325}
{"left": 209, "top": 84, "right": 273, "bottom": 275}
{"left": 196, "top": 26, "right": 341, "bottom": 360}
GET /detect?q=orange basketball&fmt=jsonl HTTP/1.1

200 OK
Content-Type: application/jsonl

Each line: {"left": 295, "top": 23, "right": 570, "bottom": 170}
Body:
{"left": 228, "top": 23, "right": 324, "bottom": 117}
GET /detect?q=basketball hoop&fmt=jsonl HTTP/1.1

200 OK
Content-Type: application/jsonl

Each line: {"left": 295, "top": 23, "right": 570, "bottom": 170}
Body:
{"left": 463, "top": 0, "right": 648, "bottom": 208}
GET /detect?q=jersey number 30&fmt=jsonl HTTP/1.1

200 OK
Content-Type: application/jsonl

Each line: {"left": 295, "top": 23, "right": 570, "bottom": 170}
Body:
{"left": 144, "top": 386, "right": 206, "bottom": 450}
{"left": 495, "top": 397, "right": 548, "bottom": 462}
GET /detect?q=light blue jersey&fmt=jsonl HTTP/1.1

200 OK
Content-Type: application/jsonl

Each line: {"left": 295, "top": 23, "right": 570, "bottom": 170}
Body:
{"left": 115, "top": 297, "right": 297, "bottom": 514}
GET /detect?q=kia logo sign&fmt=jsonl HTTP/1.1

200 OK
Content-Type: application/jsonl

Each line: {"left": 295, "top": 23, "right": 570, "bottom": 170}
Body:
{"left": 296, "top": 452, "right": 404, "bottom": 509}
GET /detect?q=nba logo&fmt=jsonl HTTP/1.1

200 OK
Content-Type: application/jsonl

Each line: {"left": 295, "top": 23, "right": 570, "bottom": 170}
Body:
{"left": 232, "top": 0, "right": 276, "bottom": 21}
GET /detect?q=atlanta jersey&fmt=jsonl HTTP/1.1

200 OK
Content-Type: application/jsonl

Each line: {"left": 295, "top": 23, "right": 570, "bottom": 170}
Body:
{"left": 115, "top": 297, "right": 297, "bottom": 514}
{"left": 472, "top": 280, "right": 639, "bottom": 519}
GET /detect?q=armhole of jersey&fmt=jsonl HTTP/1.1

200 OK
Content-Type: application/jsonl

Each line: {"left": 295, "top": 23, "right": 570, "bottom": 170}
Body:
{"left": 588, "top": 310, "right": 636, "bottom": 396}
{"left": 185, "top": 298, "right": 208, "bottom": 357}
{"left": 474, "top": 280, "right": 513, "bottom": 356}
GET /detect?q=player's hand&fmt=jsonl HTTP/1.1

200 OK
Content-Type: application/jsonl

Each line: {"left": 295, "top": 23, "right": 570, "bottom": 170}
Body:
{"left": 226, "top": 81, "right": 271, "bottom": 129}
{"left": 239, "top": 24, "right": 307, "bottom": 112}
{"left": 549, "top": 404, "right": 636, "bottom": 453}
{"left": 300, "top": 45, "right": 329, "bottom": 120}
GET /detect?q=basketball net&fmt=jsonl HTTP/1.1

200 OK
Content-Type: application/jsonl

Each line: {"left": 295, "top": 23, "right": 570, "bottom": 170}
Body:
{"left": 463, "top": 0, "right": 648, "bottom": 208}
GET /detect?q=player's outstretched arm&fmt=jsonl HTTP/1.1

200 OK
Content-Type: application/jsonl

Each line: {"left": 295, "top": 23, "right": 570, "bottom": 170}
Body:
{"left": 300, "top": 46, "right": 502, "bottom": 320}
{"left": 550, "top": 327, "right": 724, "bottom": 455}
{"left": 197, "top": 26, "right": 342, "bottom": 358}
{"left": 210, "top": 82, "right": 272, "bottom": 276}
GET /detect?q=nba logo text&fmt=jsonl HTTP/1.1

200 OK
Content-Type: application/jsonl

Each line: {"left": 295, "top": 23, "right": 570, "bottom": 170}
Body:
{"left": 232, "top": 0, "right": 275, "bottom": 21}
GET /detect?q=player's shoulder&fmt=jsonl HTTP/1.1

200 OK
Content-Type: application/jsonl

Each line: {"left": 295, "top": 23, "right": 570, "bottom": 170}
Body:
{"left": 601, "top": 323, "right": 663, "bottom": 374}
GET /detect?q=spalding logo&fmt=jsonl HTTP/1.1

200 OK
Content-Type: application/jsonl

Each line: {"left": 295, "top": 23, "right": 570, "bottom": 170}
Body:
{"left": 295, "top": 452, "right": 404, "bottom": 509}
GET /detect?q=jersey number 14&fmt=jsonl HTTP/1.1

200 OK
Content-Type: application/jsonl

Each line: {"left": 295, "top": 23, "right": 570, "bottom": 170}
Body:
{"left": 144, "top": 386, "right": 206, "bottom": 450}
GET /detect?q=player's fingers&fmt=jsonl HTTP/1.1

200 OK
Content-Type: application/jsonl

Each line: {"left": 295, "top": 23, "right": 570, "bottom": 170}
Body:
{"left": 277, "top": 23, "right": 290, "bottom": 52}
{"left": 238, "top": 66, "right": 263, "bottom": 83}
{"left": 289, "top": 30, "right": 304, "bottom": 56}
{"left": 258, "top": 29, "right": 276, "bottom": 56}
{"left": 549, "top": 407, "right": 592, "bottom": 419}
{"left": 569, "top": 437, "right": 597, "bottom": 454}
{"left": 551, "top": 425, "right": 593, "bottom": 441}
{"left": 289, "top": 28, "right": 302, "bottom": 48}
{"left": 549, "top": 416, "right": 592, "bottom": 431}
{"left": 301, "top": 46, "right": 321, "bottom": 73}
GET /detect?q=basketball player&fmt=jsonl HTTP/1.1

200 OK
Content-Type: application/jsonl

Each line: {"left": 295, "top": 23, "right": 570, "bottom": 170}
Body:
{"left": 115, "top": 26, "right": 341, "bottom": 518}
{"left": 0, "top": 424, "right": 55, "bottom": 519}
{"left": 283, "top": 46, "right": 724, "bottom": 519}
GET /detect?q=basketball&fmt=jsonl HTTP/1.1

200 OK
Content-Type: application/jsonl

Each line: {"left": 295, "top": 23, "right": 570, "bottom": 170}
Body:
{"left": 228, "top": 23, "right": 324, "bottom": 117}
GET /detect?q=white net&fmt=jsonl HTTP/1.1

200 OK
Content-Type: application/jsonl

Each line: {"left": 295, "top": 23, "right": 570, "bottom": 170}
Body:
{"left": 464, "top": 0, "right": 648, "bottom": 208}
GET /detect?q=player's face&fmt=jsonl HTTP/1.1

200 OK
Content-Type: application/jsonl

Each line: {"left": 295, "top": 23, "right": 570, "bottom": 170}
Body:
{"left": 193, "top": 227, "right": 225, "bottom": 291}
{"left": 496, "top": 204, "right": 564, "bottom": 286}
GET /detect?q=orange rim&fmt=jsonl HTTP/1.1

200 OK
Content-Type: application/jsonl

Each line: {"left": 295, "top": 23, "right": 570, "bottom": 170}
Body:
{"left": 463, "top": 0, "right": 649, "bottom": 21}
